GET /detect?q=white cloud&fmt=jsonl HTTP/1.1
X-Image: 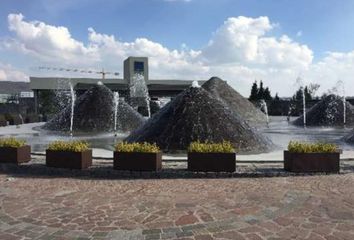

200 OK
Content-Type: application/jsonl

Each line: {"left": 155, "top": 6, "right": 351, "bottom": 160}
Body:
{"left": 305, "top": 51, "right": 354, "bottom": 94}
{"left": 2, "top": 13, "right": 354, "bottom": 96}
{"left": 5, "top": 13, "right": 98, "bottom": 64}
{"left": 201, "top": 16, "right": 313, "bottom": 70}
{"left": 0, "top": 62, "right": 28, "bottom": 81}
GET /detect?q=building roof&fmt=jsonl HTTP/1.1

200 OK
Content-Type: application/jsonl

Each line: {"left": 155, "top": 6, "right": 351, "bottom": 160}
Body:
{"left": 29, "top": 77, "right": 206, "bottom": 91}
{"left": 29, "top": 77, "right": 127, "bottom": 90}
{"left": 0, "top": 81, "right": 31, "bottom": 94}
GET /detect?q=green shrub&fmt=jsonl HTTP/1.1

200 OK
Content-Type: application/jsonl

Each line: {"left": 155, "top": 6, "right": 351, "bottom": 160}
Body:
{"left": 4, "top": 114, "right": 22, "bottom": 125}
{"left": 48, "top": 140, "right": 90, "bottom": 152}
{"left": 188, "top": 141, "right": 235, "bottom": 153}
{"left": 0, "top": 137, "right": 26, "bottom": 148}
{"left": 115, "top": 142, "right": 160, "bottom": 153}
{"left": 287, "top": 141, "right": 338, "bottom": 153}
{"left": 0, "top": 115, "right": 6, "bottom": 126}
{"left": 25, "top": 114, "right": 39, "bottom": 123}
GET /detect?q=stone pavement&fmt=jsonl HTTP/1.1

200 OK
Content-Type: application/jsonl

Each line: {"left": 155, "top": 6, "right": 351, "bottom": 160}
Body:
{"left": 0, "top": 159, "right": 354, "bottom": 239}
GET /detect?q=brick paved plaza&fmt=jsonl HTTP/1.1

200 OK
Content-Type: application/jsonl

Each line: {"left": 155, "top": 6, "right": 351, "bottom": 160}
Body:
{"left": 1, "top": 163, "right": 354, "bottom": 240}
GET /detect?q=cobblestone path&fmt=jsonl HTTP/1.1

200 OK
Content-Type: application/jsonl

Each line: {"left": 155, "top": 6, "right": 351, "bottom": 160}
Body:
{"left": 1, "top": 172, "right": 354, "bottom": 239}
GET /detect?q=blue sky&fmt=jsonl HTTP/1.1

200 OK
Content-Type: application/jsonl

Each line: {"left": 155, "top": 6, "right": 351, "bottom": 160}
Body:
{"left": 1, "top": 0, "right": 354, "bottom": 96}
{"left": 2, "top": 0, "right": 354, "bottom": 56}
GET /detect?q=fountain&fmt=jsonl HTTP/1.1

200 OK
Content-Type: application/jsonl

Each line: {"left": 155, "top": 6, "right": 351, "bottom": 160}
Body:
{"left": 126, "top": 85, "right": 273, "bottom": 153}
{"left": 69, "top": 81, "right": 76, "bottom": 137}
{"left": 113, "top": 92, "right": 119, "bottom": 136}
{"left": 129, "top": 73, "right": 151, "bottom": 118}
{"left": 302, "top": 87, "right": 306, "bottom": 127}
{"left": 202, "top": 77, "right": 268, "bottom": 125}
{"left": 293, "top": 94, "right": 354, "bottom": 127}
{"left": 260, "top": 99, "right": 269, "bottom": 127}
{"left": 295, "top": 76, "right": 306, "bottom": 128}
{"left": 18, "top": 114, "right": 24, "bottom": 125}
{"left": 44, "top": 83, "right": 146, "bottom": 132}
{"left": 4, "top": 75, "right": 354, "bottom": 156}
{"left": 293, "top": 79, "right": 354, "bottom": 127}
{"left": 192, "top": 80, "right": 200, "bottom": 88}
{"left": 54, "top": 78, "right": 73, "bottom": 111}
{"left": 335, "top": 80, "right": 346, "bottom": 127}
{"left": 343, "top": 91, "right": 346, "bottom": 127}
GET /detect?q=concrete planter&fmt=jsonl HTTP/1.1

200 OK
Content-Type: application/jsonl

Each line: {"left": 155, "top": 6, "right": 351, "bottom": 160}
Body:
{"left": 46, "top": 149, "right": 92, "bottom": 170}
{"left": 284, "top": 151, "right": 340, "bottom": 173}
{"left": 0, "top": 145, "right": 31, "bottom": 164}
{"left": 188, "top": 152, "right": 236, "bottom": 172}
{"left": 114, "top": 152, "right": 162, "bottom": 171}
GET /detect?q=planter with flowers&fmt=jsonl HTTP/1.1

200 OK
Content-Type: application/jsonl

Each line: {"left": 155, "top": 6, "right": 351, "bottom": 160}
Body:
{"left": 46, "top": 140, "right": 92, "bottom": 169}
{"left": 114, "top": 142, "right": 162, "bottom": 171}
{"left": 284, "top": 141, "right": 340, "bottom": 173}
{"left": 188, "top": 141, "right": 236, "bottom": 172}
{"left": 0, "top": 137, "right": 31, "bottom": 164}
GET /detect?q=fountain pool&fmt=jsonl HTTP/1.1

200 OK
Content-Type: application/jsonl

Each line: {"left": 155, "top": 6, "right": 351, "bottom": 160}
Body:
{"left": 1, "top": 116, "right": 353, "bottom": 160}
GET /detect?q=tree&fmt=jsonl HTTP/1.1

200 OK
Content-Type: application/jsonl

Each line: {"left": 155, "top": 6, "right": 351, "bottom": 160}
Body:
{"left": 263, "top": 87, "right": 272, "bottom": 101}
{"left": 304, "top": 86, "right": 312, "bottom": 101}
{"left": 38, "top": 90, "right": 58, "bottom": 116}
{"left": 257, "top": 80, "right": 265, "bottom": 99}
{"left": 290, "top": 85, "right": 318, "bottom": 116}
{"left": 274, "top": 93, "right": 280, "bottom": 101}
{"left": 249, "top": 81, "right": 258, "bottom": 101}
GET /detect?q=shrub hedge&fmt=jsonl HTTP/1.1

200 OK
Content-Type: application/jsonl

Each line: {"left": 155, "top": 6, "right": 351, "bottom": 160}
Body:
{"left": 115, "top": 142, "right": 160, "bottom": 153}
{"left": 48, "top": 140, "right": 90, "bottom": 152}
{"left": 0, "top": 137, "right": 26, "bottom": 148}
{"left": 188, "top": 141, "right": 235, "bottom": 153}
{"left": 287, "top": 141, "right": 338, "bottom": 153}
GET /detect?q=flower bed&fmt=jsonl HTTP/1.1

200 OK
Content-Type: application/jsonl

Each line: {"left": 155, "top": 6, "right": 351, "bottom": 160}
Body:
{"left": 46, "top": 141, "right": 92, "bottom": 169}
{"left": 114, "top": 142, "right": 162, "bottom": 171}
{"left": 284, "top": 141, "right": 340, "bottom": 173}
{"left": 0, "top": 138, "right": 31, "bottom": 164}
{"left": 187, "top": 141, "right": 236, "bottom": 172}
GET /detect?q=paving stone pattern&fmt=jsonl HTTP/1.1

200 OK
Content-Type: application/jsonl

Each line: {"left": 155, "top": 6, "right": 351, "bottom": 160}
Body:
{"left": 0, "top": 159, "right": 354, "bottom": 239}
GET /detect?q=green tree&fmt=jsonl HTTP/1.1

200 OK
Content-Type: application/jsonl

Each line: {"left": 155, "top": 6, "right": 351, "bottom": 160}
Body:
{"left": 38, "top": 90, "right": 58, "bottom": 116}
{"left": 257, "top": 80, "right": 265, "bottom": 99}
{"left": 249, "top": 81, "right": 259, "bottom": 101}
{"left": 304, "top": 86, "right": 312, "bottom": 101}
{"left": 290, "top": 86, "right": 314, "bottom": 116}
{"left": 274, "top": 93, "right": 280, "bottom": 101}
{"left": 263, "top": 87, "right": 272, "bottom": 101}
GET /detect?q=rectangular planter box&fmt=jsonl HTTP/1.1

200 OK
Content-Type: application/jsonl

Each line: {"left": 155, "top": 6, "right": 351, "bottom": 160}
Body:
{"left": 46, "top": 149, "right": 92, "bottom": 170}
{"left": 188, "top": 152, "right": 236, "bottom": 172}
{"left": 114, "top": 152, "right": 162, "bottom": 171}
{"left": 284, "top": 151, "right": 340, "bottom": 173}
{"left": 0, "top": 145, "right": 31, "bottom": 164}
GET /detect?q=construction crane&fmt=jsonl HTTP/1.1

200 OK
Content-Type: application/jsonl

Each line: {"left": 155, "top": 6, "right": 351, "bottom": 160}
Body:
{"left": 37, "top": 66, "right": 119, "bottom": 79}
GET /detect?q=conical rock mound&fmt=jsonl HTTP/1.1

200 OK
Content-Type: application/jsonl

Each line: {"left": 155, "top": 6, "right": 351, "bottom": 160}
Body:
{"left": 202, "top": 77, "right": 267, "bottom": 125}
{"left": 293, "top": 94, "right": 354, "bottom": 127}
{"left": 44, "top": 84, "right": 146, "bottom": 132}
{"left": 125, "top": 86, "right": 273, "bottom": 153}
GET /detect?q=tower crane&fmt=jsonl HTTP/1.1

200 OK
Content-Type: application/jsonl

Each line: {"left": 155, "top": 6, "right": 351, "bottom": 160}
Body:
{"left": 37, "top": 66, "right": 119, "bottom": 79}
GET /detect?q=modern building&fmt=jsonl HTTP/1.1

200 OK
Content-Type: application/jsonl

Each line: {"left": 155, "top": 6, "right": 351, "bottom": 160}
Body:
{"left": 30, "top": 56, "right": 204, "bottom": 114}
{"left": 0, "top": 81, "right": 33, "bottom": 103}
{"left": 0, "top": 81, "right": 35, "bottom": 116}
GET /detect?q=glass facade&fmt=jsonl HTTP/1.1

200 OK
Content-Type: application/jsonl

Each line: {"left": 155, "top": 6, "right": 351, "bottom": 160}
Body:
{"left": 134, "top": 61, "right": 144, "bottom": 73}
